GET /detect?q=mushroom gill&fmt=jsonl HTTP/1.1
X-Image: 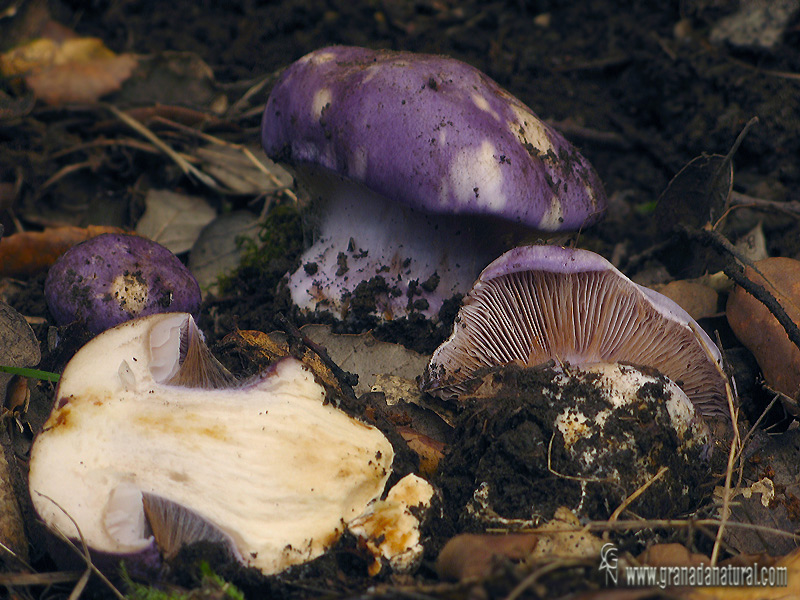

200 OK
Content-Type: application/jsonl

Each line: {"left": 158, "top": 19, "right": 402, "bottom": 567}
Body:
{"left": 422, "top": 245, "right": 728, "bottom": 416}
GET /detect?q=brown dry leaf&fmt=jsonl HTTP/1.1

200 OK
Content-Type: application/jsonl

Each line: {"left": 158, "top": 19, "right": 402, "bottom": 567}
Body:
{"left": 436, "top": 507, "right": 603, "bottom": 582}
{"left": 436, "top": 532, "right": 541, "bottom": 581}
{"left": 188, "top": 211, "right": 260, "bottom": 297}
{"left": 684, "top": 548, "right": 800, "bottom": 599}
{"left": 0, "top": 224, "right": 128, "bottom": 278}
{"left": 1, "top": 37, "right": 138, "bottom": 105}
{"left": 26, "top": 54, "right": 137, "bottom": 105}
{"left": 135, "top": 189, "right": 216, "bottom": 255}
{"left": 726, "top": 257, "right": 800, "bottom": 411}
{"left": 195, "top": 145, "right": 292, "bottom": 195}
{"left": 0, "top": 301, "right": 40, "bottom": 563}
{"left": 396, "top": 427, "right": 445, "bottom": 478}
{"left": 638, "top": 543, "right": 710, "bottom": 568}
{"left": 230, "top": 329, "right": 343, "bottom": 395}
{"left": 718, "top": 430, "right": 800, "bottom": 556}
{"left": 234, "top": 324, "right": 430, "bottom": 396}
{"left": 298, "top": 324, "right": 429, "bottom": 396}
{"left": 652, "top": 279, "right": 719, "bottom": 320}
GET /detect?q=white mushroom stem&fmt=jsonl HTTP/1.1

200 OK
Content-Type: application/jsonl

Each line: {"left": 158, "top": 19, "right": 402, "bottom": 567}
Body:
{"left": 289, "top": 167, "right": 513, "bottom": 319}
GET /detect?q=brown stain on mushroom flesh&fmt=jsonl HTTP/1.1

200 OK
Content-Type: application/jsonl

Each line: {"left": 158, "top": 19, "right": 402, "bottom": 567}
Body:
{"left": 133, "top": 411, "right": 229, "bottom": 442}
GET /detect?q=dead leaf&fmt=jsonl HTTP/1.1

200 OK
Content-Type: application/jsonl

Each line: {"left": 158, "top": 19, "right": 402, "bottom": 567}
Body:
{"left": 298, "top": 325, "right": 430, "bottom": 396}
{"left": 135, "top": 189, "right": 216, "bottom": 254}
{"left": 230, "top": 329, "right": 343, "bottom": 396}
{"left": 195, "top": 145, "right": 292, "bottom": 195}
{"left": 726, "top": 257, "right": 800, "bottom": 410}
{"left": 638, "top": 543, "right": 709, "bottom": 568}
{"left": 655, "top": 153, "right": 732, "bottom": 233}
{"left": 651, "top": 280, "right": 719, "bottom": 320}
{"left": 112, "top": 51, "right": 227, "bottom": 114}
{"left": 189, "top": 211, "right": 260, "bottom": 296}
{"left": 436, "top": 532, "right": 541, "bottom": 581}
{"left": 0, "top": 224, "right": 128, "bottom": 278}
{"left": 0, "top": 36, "right": 137, "bottom": 105}
{"left": 734, "top": 222, "right": 769, "bottom": 264}
{"left": 436, "top": 507, "right": 603, "bottom": 582}
{"left": 0, "top": 300, "right": 40, "bottom": 398}
{"left": 685, "top": 548, "right": 800, "bottom": 599}
{"left": 26, "top": 54, "right": 137, "bottom": 105}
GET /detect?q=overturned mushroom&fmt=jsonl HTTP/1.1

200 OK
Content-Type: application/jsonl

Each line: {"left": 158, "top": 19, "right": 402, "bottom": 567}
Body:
{"left": 422, "top": 245, "right": 728, "bottom": 417}
{"left": 261, "top": 46, "right": 606, "bottom": 319}
{"left": 29, "top": 313, "right": 394, "bottom": 576}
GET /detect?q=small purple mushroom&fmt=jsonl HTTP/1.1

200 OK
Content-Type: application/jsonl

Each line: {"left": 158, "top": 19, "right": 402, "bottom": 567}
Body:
{"left": 44, "top": 233, "right": 201, "bottom": 334}
{"left": 261, "top": 46, "right": 607, "bottom": 319}
{"left": 422, "top": 245, "right": 729, "bottom": 417}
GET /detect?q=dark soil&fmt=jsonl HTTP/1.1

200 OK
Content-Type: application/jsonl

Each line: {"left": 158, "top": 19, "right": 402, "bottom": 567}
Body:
{"left": 3, "top": 0, "right": 800, "bottom": 598}
{"left": 433, "top": 364, "right": 713, "bottom": 538}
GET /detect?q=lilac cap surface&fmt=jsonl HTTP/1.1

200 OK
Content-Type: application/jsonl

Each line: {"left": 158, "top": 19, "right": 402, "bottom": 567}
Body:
{"left": 45, "top": 233, "right": 201, "bottom": 334}
{"left": 262, "top": 46, "right": 606, "bottom": 231}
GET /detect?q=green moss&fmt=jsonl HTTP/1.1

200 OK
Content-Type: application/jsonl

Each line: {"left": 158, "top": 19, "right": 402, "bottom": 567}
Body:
{"left": 216, "top": 202, "right": 303, "bottom": 295}
{"left": 122, "top": 561, "right": 244, "bottom": 600}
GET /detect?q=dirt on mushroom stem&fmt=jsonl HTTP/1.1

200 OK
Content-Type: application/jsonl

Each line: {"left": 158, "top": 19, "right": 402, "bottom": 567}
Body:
{"left": 427, "top": 363, "right": 719, "bottom": 558}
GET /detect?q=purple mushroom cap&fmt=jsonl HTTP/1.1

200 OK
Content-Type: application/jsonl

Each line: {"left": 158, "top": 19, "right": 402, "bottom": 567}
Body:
{"left": 44, "top": 233, "right": 201, "bottom": 334}
{"left": 262, "top": 45, "right": 605, "bottom": 230}
{"left": 261, "top": 46, "right": 607, "bottom": 319}
{"left": 423, "top": 245, "right": 729, "bottom": 417}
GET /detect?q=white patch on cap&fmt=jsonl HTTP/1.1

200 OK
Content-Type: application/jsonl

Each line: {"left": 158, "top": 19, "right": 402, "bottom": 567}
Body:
{"left": 449, "top": 140, "right": 507, "bottom": 211}
{"left": 304, "top": 51, "right": 337, "bottom": 65}
{"left": 111, "top": 274, "right": 148, "bottom": 315}
{"left": 538, "top": 195, "right": 563, "bottom": 230}
{"left": 471, "top": 93, "right": 500, "bottom": 121}
{"left": 349, "top": 146, "right": 368, "bottom": 179}
{"left": 312, "top": 88, "right": 332, "bottom": 121}
{"left": 509, "top": 104, "right": 554, "bottom": 155}
{"left": 362, "top": 65, "right": 381, "bottom": 84}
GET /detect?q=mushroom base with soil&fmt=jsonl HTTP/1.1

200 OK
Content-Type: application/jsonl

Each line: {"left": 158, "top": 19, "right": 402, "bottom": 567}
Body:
{"left": 289, "top": 167, "right": 516, "bottom": 320}
{"left": 433, "top": 362, "right": 712, "bottom": 532}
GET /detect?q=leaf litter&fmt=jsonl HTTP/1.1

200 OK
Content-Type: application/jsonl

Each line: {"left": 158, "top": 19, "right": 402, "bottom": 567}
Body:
{"left": 2, "top": 1, "right": 800, "bottom": 598}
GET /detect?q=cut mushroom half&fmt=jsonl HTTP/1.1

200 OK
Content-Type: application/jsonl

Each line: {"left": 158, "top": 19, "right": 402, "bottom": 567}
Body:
{"left": 29, "top": 313, "right": 394, "bottom": 576}
{"left": 422, "top": 245, "right": 728, "bottom": 417}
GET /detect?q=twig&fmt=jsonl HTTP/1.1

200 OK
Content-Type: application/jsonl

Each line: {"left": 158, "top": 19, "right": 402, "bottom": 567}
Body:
{"left": 150, "top": 115, "right": 298, "bottom": 203}
{"left": 34, "top": 492, "right": 126, "bottom": 600}
{"left": 276, "top": 313, "right": 358, "bottom": 403}
{"left": 504, "top": 558, "right": 590, "bottom": 600}
{"left": 729, "top": 191, "right": 800, "bottom": 218}
{"left": 0, "top": 571, "right": 84, "bottom": 586}
{"left": 606, "top": 466, "right": 669, "bottom": 534}
{"left": 546, "top": 432, "right": 611, "bottom": 483}
{"left": 680, "top": 225, "right": 800, "bottom": 356}
{"left": 103, "top": 103, "right": 221, "bottom": 190}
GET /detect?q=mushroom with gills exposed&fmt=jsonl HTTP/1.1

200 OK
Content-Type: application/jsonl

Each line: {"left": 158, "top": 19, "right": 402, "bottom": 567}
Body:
{"left": 422, "top": 244, "right": 729, "bottom": 418}
{"left": 28, "top": 312, "right": 397, "bottom": 577}
{"left": 421, "top": 244, "right": 728, "bottom": 524}
{"left": 261, "top": 46, "right": 607, "bottom": 320}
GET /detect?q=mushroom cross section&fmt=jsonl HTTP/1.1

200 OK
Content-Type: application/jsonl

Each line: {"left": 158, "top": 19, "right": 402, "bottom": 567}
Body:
{"left": 28, "top": 312, "right": 394, "bottom": 576}
{"left": 261, "top": 45, "right": 607, "bottom": 319}
{"left": 422, "top": 245, "right": 728, "bottom": 417}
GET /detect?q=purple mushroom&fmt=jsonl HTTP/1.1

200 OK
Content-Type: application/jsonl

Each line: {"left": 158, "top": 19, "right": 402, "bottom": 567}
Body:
{"left": 422, "top": 245, "right": 729, "bottom": 417}
{"left": 44, "top": 233, "right": 201, "bottom": 334}
{"left": 261, "top": 46, "right": 607, "bottom": 320}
